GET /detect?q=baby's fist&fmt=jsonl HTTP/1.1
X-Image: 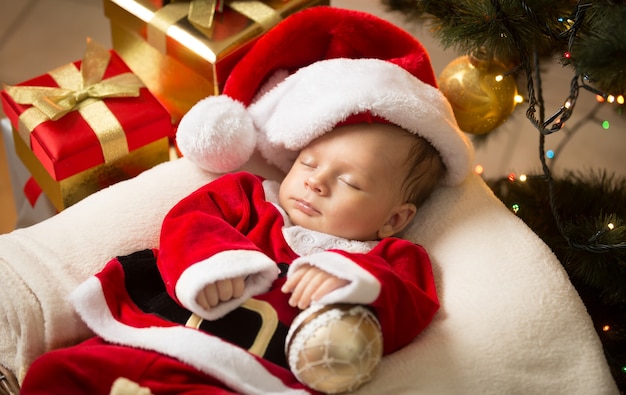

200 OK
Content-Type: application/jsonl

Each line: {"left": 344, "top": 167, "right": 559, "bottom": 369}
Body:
{"left": 196, "top": 276, "right": 246, "bottom": 310}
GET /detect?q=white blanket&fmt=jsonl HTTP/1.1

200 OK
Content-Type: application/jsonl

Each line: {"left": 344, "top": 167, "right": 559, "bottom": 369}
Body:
{"left": 0, "top": 155, "right": 618, "bottom": 394}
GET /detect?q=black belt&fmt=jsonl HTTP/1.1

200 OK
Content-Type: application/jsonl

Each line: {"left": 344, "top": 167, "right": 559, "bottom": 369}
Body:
{"left": 119, "top": 249, "right": 289, "bottom": 368}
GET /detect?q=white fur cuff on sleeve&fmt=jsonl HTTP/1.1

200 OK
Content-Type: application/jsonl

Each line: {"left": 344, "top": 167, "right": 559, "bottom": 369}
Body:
{"left": 176, "top": 250, "right": 279, "bottom": 320}
{"left": 290, "top": 252, "right": 380, "bottom": 305}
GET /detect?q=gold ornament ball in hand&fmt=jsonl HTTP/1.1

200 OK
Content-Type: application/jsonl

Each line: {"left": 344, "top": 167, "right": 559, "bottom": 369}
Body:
{"left": 286, "top": 304, "right": 383, "bottom": 394}
{"left": 438, "top": 51, "right": 518, "bottom": 135}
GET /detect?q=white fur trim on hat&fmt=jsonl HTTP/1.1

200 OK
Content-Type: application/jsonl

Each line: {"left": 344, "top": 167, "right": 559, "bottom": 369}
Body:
{"left": 249, "top": 58, "right": 474, "bottom": 186}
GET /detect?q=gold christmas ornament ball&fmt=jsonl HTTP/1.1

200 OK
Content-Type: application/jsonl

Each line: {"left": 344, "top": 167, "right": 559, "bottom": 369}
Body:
{"left": 438, "top": 52, "right": 518, "bottom": 135}
{"left": 286, "top": 304, "right": 383, "bottom": 394}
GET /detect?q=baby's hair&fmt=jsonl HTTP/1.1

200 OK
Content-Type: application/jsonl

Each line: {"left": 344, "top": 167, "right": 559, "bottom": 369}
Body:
{"left": 400, "top": 133, "right": 446, "bottom": 209}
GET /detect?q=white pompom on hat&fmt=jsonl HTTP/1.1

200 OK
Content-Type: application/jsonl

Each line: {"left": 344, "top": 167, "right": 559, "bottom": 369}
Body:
{"left": 176, "top": 6, "right": 474, "bottom": 186}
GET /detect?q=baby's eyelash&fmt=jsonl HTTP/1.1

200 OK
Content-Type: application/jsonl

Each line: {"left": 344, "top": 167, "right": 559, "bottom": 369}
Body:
{"left": 340, "top": 178, "right": 361, "bottom": 190}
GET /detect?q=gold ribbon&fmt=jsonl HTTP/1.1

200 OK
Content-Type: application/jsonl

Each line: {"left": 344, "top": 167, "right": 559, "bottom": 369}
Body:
{"left": 4, "top": 39, "right": 144, "bottom": 163}
{"left": 188, "top": 0, "right": 279, "bottom": 30}
{"left": 228, "top": 1, "right": 281, "bottom": 30}
{"left": 149, "top": 0, "right": 280, "bottom": 52}
{"left": 188, "top": 0, "right": 218, "bottom": 29}
{"left": 5, "top": 40, "right": 143, "bottom": 121}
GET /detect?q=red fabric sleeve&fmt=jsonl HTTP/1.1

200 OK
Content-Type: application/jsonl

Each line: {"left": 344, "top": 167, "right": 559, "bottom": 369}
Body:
{"left": 157, "top": 172, "right": 283, "bottom": 301}
{"left": 332, "top": 238, "right": 439, "bottom": 354}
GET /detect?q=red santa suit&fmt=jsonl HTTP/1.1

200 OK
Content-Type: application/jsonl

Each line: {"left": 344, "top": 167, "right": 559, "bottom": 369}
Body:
{"left": 20, "top": 172, "right": 439, "bottom": 395}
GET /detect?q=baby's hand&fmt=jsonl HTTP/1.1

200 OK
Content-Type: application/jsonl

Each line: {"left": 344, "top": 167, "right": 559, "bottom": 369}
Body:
{"left": 281, "top": 264, "right": 349, "bottom": 309}
{"left": 196, "top": 276, "right": 246, "bottom": 310}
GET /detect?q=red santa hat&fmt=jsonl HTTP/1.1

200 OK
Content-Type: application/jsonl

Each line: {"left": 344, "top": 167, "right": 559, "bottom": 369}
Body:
{"left": 176, "top": 6, "right": 474, "bottom": 186}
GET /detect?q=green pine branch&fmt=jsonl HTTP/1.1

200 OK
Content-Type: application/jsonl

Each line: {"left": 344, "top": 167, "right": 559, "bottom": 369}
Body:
{"left": 570, "top": 3, "right": 626, "bottom": 95}
{"left": 382, "top": 0, "right": 626, "bottom": 95}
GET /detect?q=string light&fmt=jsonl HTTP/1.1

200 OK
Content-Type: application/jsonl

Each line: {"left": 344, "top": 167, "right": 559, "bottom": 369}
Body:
{"left": 602, "top": 120, "right": 610, "bottom": 129}
{"left": 495, "top": 74, "right": 504, "bottom": 82}
{"left": 512, "top": 203, "right": 520, "bottom": 213}
{"left": 546, "top": 150, "right": 555, "bottom": 159}
{"left": 508, "top": 173, "right": 516, "bottom": 182}
{"left": 603, "top": 325, "right": 611, "bottom": 332}
{"left": 608, "top": 223, "right": 615, "bottom": 230}
{"left": 514, "top": 95, "right": 524, "bottom": 104}
{"left": 594, "top": 94, "right": 624, "bottom": 105}
{"left": 557, "top": 17, "right": 574, "bottom": 28}
{"left": 519, "top": 174, "right": 528, "bottom": 182}
{"left": 474, "top": 164, "right": 484, "bottom": 175}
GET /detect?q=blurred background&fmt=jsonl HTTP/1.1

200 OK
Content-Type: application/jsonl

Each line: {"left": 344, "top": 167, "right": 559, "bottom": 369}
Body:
{"left": 1, "top": 0, "right": 624, "bottom": 234}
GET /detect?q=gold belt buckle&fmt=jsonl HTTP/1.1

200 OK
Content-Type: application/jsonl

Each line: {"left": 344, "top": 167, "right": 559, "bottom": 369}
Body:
{"left": 185, "top": 298, "right": 279, "bottom": 357}
{"left": 0, "top": 364, "right": 20, "bottom": 395}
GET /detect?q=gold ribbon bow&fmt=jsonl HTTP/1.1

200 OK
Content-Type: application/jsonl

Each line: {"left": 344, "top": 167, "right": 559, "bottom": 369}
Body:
{"left": 188, "top": 0, "right": 220, "bottom": 29}
{"left": 188, "top": 0, "right": 279, "bottom": 30}
{"left": 4, "top": 39, "right": 144, "bottom": 121}
{"left": 187, "top": 0, "right": 280, "bottom": 29}
{"left": 149, "top": 0, "right": 280, "bottom": 52}
{"left": 4, "top": 39, "right": 145, "bottom": 163}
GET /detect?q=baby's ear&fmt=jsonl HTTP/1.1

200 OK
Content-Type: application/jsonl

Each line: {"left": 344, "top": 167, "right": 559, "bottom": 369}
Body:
{"left": 378, "top": 203, "right": 417, "bottom": 238}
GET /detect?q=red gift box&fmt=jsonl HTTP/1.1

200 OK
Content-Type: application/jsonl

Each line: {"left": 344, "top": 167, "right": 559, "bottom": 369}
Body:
{"left": 1, "top": 40, "right": 174, "bottom": 210}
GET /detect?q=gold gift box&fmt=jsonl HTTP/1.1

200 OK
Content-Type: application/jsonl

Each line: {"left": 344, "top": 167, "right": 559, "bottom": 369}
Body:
{"left": 13, "top": 128, "right": 169, "bottom": 211}
{"left": 104, "top": 0, "right": 329, "bottom": 123}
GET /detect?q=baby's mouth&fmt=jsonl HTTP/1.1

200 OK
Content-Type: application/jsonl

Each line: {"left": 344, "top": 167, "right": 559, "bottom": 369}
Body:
{"left": 294, "top": 199, "right": 320, "bottom": 216}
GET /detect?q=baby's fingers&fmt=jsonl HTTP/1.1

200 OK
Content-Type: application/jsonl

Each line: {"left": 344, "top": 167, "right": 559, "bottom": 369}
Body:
{"left": 215, "top": 277, "right": 247, "bottom": 302}
{"left": 281, "top": 266, "right": 307, "bottom": 293}
{"left": 216, "top": 279, "right": 235, "bottom": 302}
{"left": 196, "top": 284, "right": 219, "bottom": 310}
{"left": 311, "top": 277, "right": 349, "bottom": 302}
{"left": 288, "top": 269, "right": 327, "bottom": 309}
{"left": 231, "top": 276, "right": 246, "bottom": 298}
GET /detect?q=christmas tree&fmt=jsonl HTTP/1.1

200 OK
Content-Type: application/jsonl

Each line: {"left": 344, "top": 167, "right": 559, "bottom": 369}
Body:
{"left": 382, "top": 0, "right": 626, "bottom": 390}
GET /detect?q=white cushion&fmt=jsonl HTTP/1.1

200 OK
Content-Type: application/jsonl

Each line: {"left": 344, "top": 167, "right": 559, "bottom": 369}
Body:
{"left": 0, "top": 155, "right": 618, "bottom": 393}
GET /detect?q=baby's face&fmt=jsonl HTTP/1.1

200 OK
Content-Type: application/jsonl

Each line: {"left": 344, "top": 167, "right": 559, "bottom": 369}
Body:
{"left": 278, "top": 123, "right": 414, "bottom": 241}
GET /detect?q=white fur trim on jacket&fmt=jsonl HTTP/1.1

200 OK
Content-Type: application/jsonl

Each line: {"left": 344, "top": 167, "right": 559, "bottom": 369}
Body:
{"left": 70, "top": 277, "right": 308, "bottom": 395}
